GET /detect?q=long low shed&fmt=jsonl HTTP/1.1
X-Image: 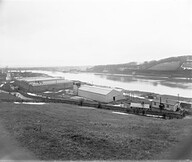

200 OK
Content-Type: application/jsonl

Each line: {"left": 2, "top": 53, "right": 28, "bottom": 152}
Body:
{"left": 78, "top": 85, "right": 124, "bottom": 103}
{"left": 14, "top": 77, "right": 73, "bottom": 92}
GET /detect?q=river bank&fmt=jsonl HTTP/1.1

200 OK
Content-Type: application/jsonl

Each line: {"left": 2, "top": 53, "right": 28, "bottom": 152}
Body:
{"left": 93, "top": 72, "right": 192, "bottom": 82}
{"left": 11, "top": 70, "right": 192, "bottom": 101}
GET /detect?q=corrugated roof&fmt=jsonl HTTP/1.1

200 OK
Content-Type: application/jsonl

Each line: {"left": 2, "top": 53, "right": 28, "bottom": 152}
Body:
{"left": 17, "top": 77, "right": 65, "bottom": 82}
{"left": 31, "top": 80, "right": 72, "bottom": 86}
{"left": 79, "top": 85, "right": 114, "bottom": 95}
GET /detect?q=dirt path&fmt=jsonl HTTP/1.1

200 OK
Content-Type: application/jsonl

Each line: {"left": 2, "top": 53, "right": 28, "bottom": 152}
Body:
{"left": 0, "top": 122, "right": 37, "bottom": 160}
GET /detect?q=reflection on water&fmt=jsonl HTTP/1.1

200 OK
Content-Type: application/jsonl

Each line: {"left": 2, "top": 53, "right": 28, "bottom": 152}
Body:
{"left": 152, "top": 82, "right": 158, "bottom": 86}
{"left": 93, "top": 74, "right": 192, "bottom": 98}
{"left": 106, "top": 75, "right": 137, "bottom": 82}
{"left": 99, "top": 74, "right": 192, "bottom": 90}
{"left": 159, "top": 81, "right": 190, "bottom": 89}
{"left": 28, "top": 70, "right": 192, "bottom": 98}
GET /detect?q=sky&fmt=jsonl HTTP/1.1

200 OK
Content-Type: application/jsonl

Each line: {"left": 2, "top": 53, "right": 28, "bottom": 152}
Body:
{"left": 0, "top": 0, "right": 192, "bottom": 67}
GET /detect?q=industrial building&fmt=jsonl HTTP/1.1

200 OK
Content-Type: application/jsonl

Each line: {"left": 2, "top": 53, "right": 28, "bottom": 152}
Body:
{"left": 14, "top": 77, "right": 73, "bottom": 93}
{"left": 78, "top": 85, "right": 124, "bottom": 103}
{"left": 151, "top": 98, "right": 182, "bottom": 111}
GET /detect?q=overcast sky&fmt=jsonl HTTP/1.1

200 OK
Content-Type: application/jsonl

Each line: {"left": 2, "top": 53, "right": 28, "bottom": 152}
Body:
{"left": 0, "top": 0, "right": 191, "bottom": 67}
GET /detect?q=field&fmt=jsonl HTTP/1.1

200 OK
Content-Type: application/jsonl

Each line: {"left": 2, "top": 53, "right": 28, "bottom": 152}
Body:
{"left": 0, "top": 91, "right": 22, "bottom": 101}
{"left": 148, "top": 61, "right": 181, "bottom": 71}
{"left": 0, "top": 102, "right": 192, "bottom": 160}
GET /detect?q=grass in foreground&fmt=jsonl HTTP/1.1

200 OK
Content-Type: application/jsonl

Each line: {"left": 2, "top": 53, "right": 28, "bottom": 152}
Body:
{"left": 0, "top": 102, "right": 192, "bottom": 160}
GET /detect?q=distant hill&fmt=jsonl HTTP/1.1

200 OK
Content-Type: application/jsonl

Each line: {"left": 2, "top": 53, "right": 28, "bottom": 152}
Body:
{"left": 5, "top": 66, "right": 92, "bottom": 72}
{"left": 87, "top": 55, "right": 192, "bottom": 78}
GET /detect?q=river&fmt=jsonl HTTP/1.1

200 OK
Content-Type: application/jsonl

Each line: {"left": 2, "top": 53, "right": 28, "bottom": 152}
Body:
{"left": 28, "top": 70, "right": 192, "bottom": 98}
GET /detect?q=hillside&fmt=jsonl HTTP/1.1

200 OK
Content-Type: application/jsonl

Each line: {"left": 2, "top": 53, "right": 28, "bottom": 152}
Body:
{"left": 87, "top": 55, "right": 192, "bottom": 78}
{"left": 0, "top": 102, "right": 192, "bottom": 160}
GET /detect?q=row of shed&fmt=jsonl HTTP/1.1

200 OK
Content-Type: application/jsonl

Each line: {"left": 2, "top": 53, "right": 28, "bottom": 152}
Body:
{"left": 14, "top": 76, "right": 124, "bottom": 103}
{"left": 12, "top": 76, "right": 192, "bottom": 110}
{"left": 77, "top": 85, "right": 192, "bottom": 111}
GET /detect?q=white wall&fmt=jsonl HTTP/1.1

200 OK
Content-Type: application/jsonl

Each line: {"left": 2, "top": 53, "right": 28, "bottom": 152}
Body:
{"left": 78, "top": 89, "right": 124, "bottom": 103}
{"left": 78, "top": 89, "right": 107, "bottom": 103}
{"left": 107, "top": 90, "right": 124, "bottom": 102}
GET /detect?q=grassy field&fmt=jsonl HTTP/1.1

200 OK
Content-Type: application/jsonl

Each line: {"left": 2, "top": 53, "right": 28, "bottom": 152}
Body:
{"left": 0, "top": 102, "right": 192, "bottom": 160}
{"left": 0, "top": 91, "right": 22, "bottom": 101}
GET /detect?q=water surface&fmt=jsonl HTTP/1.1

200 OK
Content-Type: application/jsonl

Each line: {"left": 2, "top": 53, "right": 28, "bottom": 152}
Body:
{"left": 28, "top": 70, "right": 192, "bottom": 98}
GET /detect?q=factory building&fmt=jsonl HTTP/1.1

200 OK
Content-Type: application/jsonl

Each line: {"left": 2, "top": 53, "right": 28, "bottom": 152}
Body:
{"left": 14, "top": 77, "right": 73, "bottom": 93}
{"left": 151, "top": 99, "right": 178, "bottom": 111}
{"left": 151, "top": 98, "right": 192, "bottom": 111}
{"left": 78, "top": 85, "right": 124, "bottom": 103}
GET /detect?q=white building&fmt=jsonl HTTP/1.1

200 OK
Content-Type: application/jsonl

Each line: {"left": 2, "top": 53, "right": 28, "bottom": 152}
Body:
{"left": 78, "top": 85, "right": 124, "bottom": 103}
{"left": 151, "top": 98, "right": 192, "bottom": 112}
{"left": 151, "top": 98, "right": 180, "bottom": 111}
{"left": 6, "top": 72, "right": 12, "bottom": 81}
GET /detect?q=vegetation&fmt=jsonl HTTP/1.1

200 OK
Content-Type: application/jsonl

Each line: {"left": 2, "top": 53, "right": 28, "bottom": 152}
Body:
{"left": 0, "top": 92, "right": 22, "bottom": 101}
{"left": 0, "top": 73, "right": 6, "bottom": 82}
{"left": 87, "top": 55, "right": 192, "bottom": 78}
{"left": 0, "top": 102, "right": 192, "bottom": 160}
{"left": 148, "top": 61, "right": 180, "bottom": 71}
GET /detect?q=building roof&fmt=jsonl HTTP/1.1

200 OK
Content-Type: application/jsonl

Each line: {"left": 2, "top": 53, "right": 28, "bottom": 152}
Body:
{"left": 79, "top": 85, "right": 117, "bottom": 95}
{"left": 16, "top": 77, "right": 65, "bottom": 82}
{"left": 16, "top": 77, "right": 72, "bottom": 86}
{"left": 152, "top": 99, "right": 178, "bottom": 106}
{"left": 31, "top": 80, "right": 72, "bottom": 86}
